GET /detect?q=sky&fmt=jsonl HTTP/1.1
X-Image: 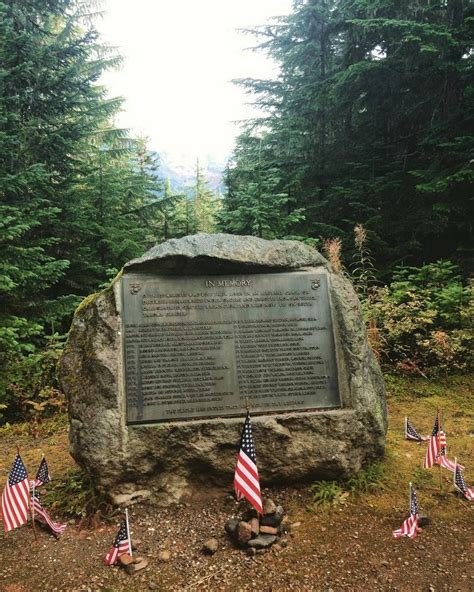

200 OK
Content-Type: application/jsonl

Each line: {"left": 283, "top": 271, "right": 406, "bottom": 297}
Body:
{"left": 98, "top": 0, "right": 293, "bottom": 163}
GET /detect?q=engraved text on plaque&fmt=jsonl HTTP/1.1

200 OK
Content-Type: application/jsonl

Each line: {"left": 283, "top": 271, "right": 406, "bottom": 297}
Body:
{"left": 122, "top": 272, "right": 340, "bottom": 423}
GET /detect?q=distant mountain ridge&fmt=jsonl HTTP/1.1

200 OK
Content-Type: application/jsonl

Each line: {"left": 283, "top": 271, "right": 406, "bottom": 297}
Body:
{"left": 154, "top": 151, "right": 228, "bottom": 194}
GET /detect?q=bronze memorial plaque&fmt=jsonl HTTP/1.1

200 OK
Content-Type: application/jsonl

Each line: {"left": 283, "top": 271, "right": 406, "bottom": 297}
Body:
{"left": 122, "top": 271, "right": 340, "bottom": 424}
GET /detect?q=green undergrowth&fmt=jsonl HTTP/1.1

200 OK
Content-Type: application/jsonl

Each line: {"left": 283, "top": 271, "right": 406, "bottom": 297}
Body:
{"left": 385, "top": 373, "right": 474, "bottom": 407}
{"left": 0, "top": 411, "right": 68, "bottom": 440}
{"left": 309, "top": 461, "right": 386, "bottom": 510}
{"left": 41, "top": 467, "right": 117, "bottom": 527}
{"left": 310, "top": 374, "right": 473, "bottom": 516}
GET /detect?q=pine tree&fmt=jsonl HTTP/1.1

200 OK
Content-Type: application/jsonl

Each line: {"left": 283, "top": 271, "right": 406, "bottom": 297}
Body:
{"left": 220, "top": 132, "right": 305, "bottom": 238}
{"left": 224, "top": 0, "right": 474, "bottom": 273}
{"left": 0, "top": 1, "right": 163, "bottom": 410}
{"left": 192, "top": 159, "right": 221, "bottom": 234}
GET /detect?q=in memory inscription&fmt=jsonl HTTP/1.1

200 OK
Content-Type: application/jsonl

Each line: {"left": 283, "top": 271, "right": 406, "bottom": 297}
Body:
{"left": 122, "top": 271, "right": 340, "bottom": 423}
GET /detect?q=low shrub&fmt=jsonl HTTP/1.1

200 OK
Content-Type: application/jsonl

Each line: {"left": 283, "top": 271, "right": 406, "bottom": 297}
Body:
{"left": 310, "top": 461, "right": 385, "bottom": 510}
{"left": 0, "top": 333, "right": 66, "bottom": 424}
{"left": 363, "top": 261, "right": 473, "bottom": 376}
{"left": 42, "top": 467, "right": 116, "bottom": 527}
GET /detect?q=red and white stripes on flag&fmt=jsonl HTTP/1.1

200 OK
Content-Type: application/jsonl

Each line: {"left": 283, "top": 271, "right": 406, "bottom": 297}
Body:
{"left": 234, "top": 412, "right": 263, "bottom": 515}
{"left": 423, "top": 414, "right": 440, "bottom": 469}
{"left": 436, "top": 432, "right": 464, "bottom": 473}
{"left": 1, "top": 454, "right": 30, "bottom": 533}
{"left": 32, "top": 494, "right": 67, "bottom": 537}
{"left": 392, "top": 513, "right": 419, "bottom": 539}
{"left": 393, "top": 485, "right": 420, "bottom": 540}
{"left": 104, "top": 520, "right": 131, "bottom": 565}
{"left": 423, "top": 433, "right": 440, "bottom": 469}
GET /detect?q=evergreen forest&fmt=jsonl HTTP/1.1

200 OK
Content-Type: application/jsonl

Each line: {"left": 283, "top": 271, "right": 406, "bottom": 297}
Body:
{"left": 0, "top": 0, "right": 472, "bottom": 421}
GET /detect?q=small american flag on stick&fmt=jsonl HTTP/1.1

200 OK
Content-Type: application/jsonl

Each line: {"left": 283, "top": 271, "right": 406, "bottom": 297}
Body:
{"left": 32, "top": 456, "right": 51, "bottom": 488}
{"left": 393, "top": 483, "right": 420, "bottom": 539}
{"left": 436, "top": 432, "right": 464, "bottom": 473}
{"left": 32, "top": 493, "right": 67, "bottom": 537}
{"left": 1, "top": 453, "right": 30, "bottom": 533}
{"left": 104, "top": 513, "right": 132, "bottom": 565}
{"left": 234, "top": 411, "right": 263, "bottom": 515}
{"left": 423, "top": 413, "right": 441, "bottom": 469}
{"left": 405, "top": 417, "right": 428, "bottom": 442}
{"left": 454, "top": 463, "right": 474, "bottom": 501}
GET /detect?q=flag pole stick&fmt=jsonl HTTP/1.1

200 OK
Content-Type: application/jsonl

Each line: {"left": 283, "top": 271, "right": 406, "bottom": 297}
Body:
{"left": 17, "top": 444, "right": 38, "bottom": 542}
{"left": 125, "top": 508, "right": 132, "bottom": 557}
{"left": 32, "top": 482, "right": 35, "bottom": 524}
{"left": 453, "top": 457, "right": 457, "bottom": 490}
{"left": 404, "top": 416, "right": 407, "bottom": 440}
{"left": 438, "top": 408, "right": 443, "bottom": 492}
{"left": 408, "top": 482, "right": 412, "bottom": 513}
{"left": 30, "top": 482, "right": 38, "bottom": 542}
{"left": 245, "top": 397, "right": 250, "bottom": 412}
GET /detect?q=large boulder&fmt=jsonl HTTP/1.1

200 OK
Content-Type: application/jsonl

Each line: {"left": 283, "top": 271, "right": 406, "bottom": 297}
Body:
{"left": 59, "top": 234, "right": 387, "bottom": 505}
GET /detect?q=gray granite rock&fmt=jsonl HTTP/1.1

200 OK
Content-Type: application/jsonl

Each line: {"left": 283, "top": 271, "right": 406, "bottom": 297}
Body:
{"left": 123, "top": 233, "right": 326, "bottom": 275}
{"left": 59, "top": 233, "right": 387, "bottom": 505}
{"left": 224, "top": 518, "right": 240, "bottom": 538}
{"left": 247, "top": 534, "right": 278, "bottom": 549}
{"left": 261, "top": 505, "right": 284, "bottom": 528}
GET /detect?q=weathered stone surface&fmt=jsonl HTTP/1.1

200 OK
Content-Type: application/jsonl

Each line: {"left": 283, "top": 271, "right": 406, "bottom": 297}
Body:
{"left": 237, "top": 521, "right": 252, "bottom": 544}
{"left": 248, "top": 534, "right": 278, "bottom": 549}
{"left": 262, "top": 498, "right": 277, "bottom": 515}
{"left": 260, "top": 506, "right": 284, "bottom": 527}
{"left": 125, "top": 557, "right": 148, "bottom": 574}
{"left": 59, "top": 233, "right": 387, "bottom": 505}
{"left": 123, "top": 233, "right": 326, "bottom": 275}
{"left": 260, "top": 525, "right": 279, "bottom": 535}
{"left": 202, "top": 538, "right": 219, "bottom": 555}
{"left": 118, "top": 554, "right": 134, "bottom": 566}
{"left": 246, "top": 547, "right": 257, "bottom": 557}
{"left": 224, "top": 518, "right": 240, "bottom": 538}
{"left": 250, "top": 517, "right": 260, "bottom": 536}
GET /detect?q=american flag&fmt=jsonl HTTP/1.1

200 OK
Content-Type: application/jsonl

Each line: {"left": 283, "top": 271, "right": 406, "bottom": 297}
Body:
{"left": 454, "top": 465, "right": 474, "bottom": 501}
{"left": 423, "top": 413, "right": 440, "bottom": 469}
{"left": 436, "top": 432, "right": 464, "bottom": 473}
{"left": 104, "top": 520, "right": 131, "bottom": 565}
{"left": 31, "top": 456, "right": 50, "bottom": 488}
{"left": 32, "top": 493, "right": 67, "bottom": 537}
{"left": 393, "top": 486, "right": 420, "bottom": 539}
{"left": 234, "top": 411, "right": 263, "bottom": 515}
{"left": 405, "top": 418, "right": 428, "bottom": 442}
{"left": 1, "top": 454, "right": 30, "bottom": 533}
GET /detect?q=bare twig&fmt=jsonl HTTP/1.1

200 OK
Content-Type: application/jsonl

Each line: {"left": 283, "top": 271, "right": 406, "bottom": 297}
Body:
{"left": 188, "top": 567, "right": 226, "bottom": 589}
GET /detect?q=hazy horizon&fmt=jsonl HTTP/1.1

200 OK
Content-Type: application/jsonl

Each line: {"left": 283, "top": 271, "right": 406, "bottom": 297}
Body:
{"left": 98, "top": 1, "right": 293, "bottom": 164}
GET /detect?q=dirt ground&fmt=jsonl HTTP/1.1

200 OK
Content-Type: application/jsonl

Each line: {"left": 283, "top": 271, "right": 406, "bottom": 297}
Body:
{"left": 0, "top": 375, "right": 473, "bottom": 592}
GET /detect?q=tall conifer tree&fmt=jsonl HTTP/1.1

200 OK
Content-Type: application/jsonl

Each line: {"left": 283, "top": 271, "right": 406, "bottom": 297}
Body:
{"left": 222, "top": 0, "right": 473, "bottom": 272}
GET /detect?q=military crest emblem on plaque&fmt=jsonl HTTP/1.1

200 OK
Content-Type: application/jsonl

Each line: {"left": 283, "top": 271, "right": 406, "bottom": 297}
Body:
{"left": 129, "top": 283, "right": 142, "bottom": 295}
{"left": 311, "top": 279, "right": 320, "bottom": 290}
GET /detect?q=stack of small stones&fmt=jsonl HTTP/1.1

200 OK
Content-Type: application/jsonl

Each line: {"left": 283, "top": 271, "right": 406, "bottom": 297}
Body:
{"left": 118, "top": 553, "right": 148, "bottom": 575}
{"left": 225, "top": 498, "right": 286, "bottom": 556}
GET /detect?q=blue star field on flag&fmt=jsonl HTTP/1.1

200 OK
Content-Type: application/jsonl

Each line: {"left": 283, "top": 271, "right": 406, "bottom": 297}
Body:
{"left": 240, "top": 412, "right": 257, "bottom": 463}
{"left": 34, "top": 457, "right": 51, "bottom": 487}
